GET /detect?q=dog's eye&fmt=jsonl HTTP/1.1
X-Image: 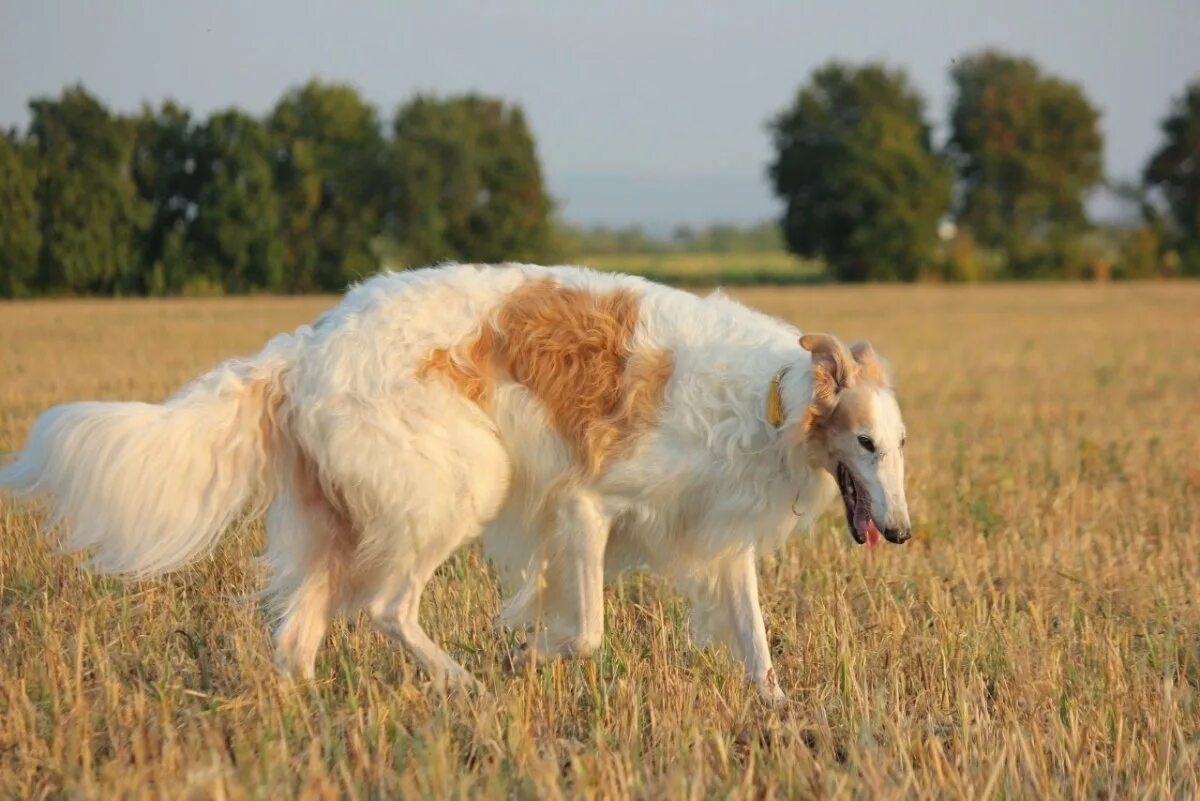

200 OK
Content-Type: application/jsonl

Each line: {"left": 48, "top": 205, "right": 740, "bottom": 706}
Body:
{"left": 857, "top": 435, "right": 875, "bottom": 453}
{"left": 901, "top": 435, "right": 907, "bottom": 449}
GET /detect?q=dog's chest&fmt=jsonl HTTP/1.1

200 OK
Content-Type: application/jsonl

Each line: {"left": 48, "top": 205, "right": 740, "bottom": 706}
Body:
{"left": 603, "top": 447, "right": 837, "bottom": 564}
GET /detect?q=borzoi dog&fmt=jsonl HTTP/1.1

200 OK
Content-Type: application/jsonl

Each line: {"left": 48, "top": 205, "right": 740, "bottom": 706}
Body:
{"left": 0, "top": 264, "right": 911, "bottom": 703}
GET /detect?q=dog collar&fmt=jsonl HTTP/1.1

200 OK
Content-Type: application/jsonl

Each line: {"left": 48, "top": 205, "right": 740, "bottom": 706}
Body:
{"left": 766, "top": 366, "right": 790, "bottom": 428}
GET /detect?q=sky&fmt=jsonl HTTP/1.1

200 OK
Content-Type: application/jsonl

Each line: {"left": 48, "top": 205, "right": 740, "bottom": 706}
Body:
{"left": 1, "top": 1, "right": 1197, "bottom": 231}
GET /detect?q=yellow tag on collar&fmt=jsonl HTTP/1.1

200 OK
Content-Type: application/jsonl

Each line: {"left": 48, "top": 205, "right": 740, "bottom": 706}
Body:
{"left": 766, "top": 367, "right": 789, "bottom": 428}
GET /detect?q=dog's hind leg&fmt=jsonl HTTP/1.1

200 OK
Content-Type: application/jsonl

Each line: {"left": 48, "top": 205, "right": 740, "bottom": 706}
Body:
{"left": 514, "top": 490, "right": 611, "bottom": 667}
{"left": 359, "top": 417, "right": 511, "bottom": 689}
{"left": 265, "top": 448, "right": 354, "bottom": 680}
{"left": 272, "top": 568, "right": 336, "bottom": 680}
{"left": 365, "top": 521, "right": 484, "bottom": 690}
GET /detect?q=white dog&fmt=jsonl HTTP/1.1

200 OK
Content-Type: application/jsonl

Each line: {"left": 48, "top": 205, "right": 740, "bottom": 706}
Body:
{"left": 0, "top": 264, "right": 910, "bottom": 702}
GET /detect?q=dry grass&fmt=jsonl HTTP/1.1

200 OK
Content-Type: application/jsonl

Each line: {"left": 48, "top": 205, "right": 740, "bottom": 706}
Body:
{"left": 1, "top": 283, "right": 1198, "bottom": 799}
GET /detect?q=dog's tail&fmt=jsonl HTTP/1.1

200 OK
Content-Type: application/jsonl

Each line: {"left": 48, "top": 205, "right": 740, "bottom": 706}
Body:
{"left": 0, "top": 332, "right": 300, "bottom": 576}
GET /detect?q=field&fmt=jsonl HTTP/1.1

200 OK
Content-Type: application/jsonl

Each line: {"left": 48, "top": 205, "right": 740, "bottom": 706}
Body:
{"left": 1, "top": 283, "right": 1198, "bottom": 798}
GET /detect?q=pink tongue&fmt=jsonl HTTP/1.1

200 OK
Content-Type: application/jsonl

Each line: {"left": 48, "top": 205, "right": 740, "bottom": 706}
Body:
{"left": 865, "top": 520, "right": 881, "bottom": 548}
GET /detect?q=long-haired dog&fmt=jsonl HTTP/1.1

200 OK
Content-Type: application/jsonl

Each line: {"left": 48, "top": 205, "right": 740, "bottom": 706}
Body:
{"left": 0, "top": 264, "right": 910, "bottom": 702}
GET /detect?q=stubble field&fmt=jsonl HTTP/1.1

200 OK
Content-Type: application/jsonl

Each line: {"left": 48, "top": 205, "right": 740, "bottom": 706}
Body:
{"left": 0, "top": 282, "right": 1197, "bottom": 798}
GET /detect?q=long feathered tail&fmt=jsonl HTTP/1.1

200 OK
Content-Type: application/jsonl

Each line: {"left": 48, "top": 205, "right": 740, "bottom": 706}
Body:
{"left": 0, "top": 333, "right": 298, "bottom": 576}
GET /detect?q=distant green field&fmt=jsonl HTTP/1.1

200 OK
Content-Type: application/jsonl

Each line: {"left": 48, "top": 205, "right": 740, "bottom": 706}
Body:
{"left": 579, "top": 251, "right": 827, "bottom": 285}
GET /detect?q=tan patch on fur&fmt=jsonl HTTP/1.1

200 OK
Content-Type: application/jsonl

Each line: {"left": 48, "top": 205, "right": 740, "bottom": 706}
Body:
{"left": 417, "top": 324, "right": 497, "bottom": 406}
{"left": 419, "top": 279, "right": 673, "bottom": 474}
{"left": 253, "top": 375, "right": 287, "bottom": 452}
{"left": 611, "top": 347, "right": 674, "bottom": 463}
{"left": 850, "top": 341, "right": 891, "bottom": 387}
{"left": 802, "top": 365, "right": 841, "bottom": 432}
{"left": 295, "top": 441, "right": 359, "bottom": 602}
{"left": 799, "top": 333, "right": 856, "bottom": 432}
{"left": 799, "top": 334, "right": 890, "bottom": 432}
{"left": 826, "top": 385, "right": 875, "bottom": 433}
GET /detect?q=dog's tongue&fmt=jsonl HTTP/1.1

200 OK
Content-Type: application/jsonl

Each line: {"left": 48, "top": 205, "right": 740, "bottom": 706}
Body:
{"left": 853, "top": 504, "right": 880, "bottom": 548}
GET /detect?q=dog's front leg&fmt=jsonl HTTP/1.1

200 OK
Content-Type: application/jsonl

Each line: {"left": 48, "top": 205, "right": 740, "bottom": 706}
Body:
{"left": 688, "top": 549, "right": 785, "bottom": 706}
{"left": 511, "top": 490, "right": 610, "bottom": 668}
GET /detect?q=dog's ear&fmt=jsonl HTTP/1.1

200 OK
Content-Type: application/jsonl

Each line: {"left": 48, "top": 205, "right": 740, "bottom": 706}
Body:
{"left": 850, "top": 340, "right": 891, "bottom": 387}
{"left": 799, "top": 333, "right": 855, "bottom": 429}
{"left": 800, "top": 333, "right": 856, "bottom": 388}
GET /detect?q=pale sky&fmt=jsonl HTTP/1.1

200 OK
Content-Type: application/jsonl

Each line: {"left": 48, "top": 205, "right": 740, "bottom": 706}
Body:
{"left": 1, "top": 1, "right": 1197, "bottom": 229}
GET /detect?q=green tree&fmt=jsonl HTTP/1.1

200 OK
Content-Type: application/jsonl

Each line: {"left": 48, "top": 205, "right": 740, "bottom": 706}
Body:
{"left": 0, "top": 132, "right": 41, "bottom": 297}
{"left": 188, "top": 110, "right": 283, "bottom": 292}
{"left": 768, "top": 62, "right": 951, "bottom": 281}
{"left": 948, "top": 51, "right": 1104, "bottom": 277}
{"left": 269, "top": 81, "right": 385, "bottom": 291}
{"left": 132, "top": 102, "right": 200, "bottom": 294}
{"left": 30, "top": 85, "right": 150, "bottom": 293}
{"left": 386, "top": 95, "right": 554, "bottom": 265}
{"left": 1143, "top": 80, "right": 1200, "bottom": 275}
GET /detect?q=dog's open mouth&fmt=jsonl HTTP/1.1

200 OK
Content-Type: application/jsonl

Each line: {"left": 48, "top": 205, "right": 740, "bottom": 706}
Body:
{"left": 837, "top": 463, "right": 882, "bottom": 547}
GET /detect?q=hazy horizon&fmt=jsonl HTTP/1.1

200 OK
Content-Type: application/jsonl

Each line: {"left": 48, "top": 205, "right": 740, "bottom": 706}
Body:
{"left": 2, "top": 1, "right": 1197, "bottom": 229}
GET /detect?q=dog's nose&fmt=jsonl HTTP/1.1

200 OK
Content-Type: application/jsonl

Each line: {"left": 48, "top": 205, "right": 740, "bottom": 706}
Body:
{"left": 883, "top": 526, "right": 911, "bottom": 544}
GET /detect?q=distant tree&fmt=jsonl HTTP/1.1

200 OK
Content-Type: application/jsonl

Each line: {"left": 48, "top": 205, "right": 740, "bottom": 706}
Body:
{"left": 768, "top": 62, "right": 951, "bottom": 281}
{"left": 686, "top": 222, "right": 784, "bottom": 253}
{"left": 1143, "top": 80, "right": 1200, "bottom": 274}
{"left": 0, "top": 132, "right": 41, "bottom": 297}
{"left": 132, "top": 102, "right": 200, "bottom": 294}
{"left": 188, "top": 110, "right": 283, "bottom": 292}
{"left": 29, "top": 86, "right": 150, "bottom": 293}
{"left": 563, "top": 221, "right": 784, "bottom": 257}
{"left": 386, "top": 95, "right": 554, "bottom": 265}
{"left": 670, "top": 224, "right": 697, "bottom": 248}
{"left": 561, "top": 224, "right": 668, "bottom": 255}
{"left": 948, "top": 51, "right": 1104, "bottom": 277}
{"left": 268, "top": 81, "right": 386, "bottom": 291}
{"left": 5, "top": 82, "right": 559, "bottom": 295}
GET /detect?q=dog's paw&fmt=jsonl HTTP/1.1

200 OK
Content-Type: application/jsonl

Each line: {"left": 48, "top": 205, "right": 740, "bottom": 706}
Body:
{"left": 757, "top": 680, "right": 787, "bottom": 708}
{"left": 435, "top": 667, "right": 486, "bottom": 698}
{"left": 503, "top": 643, "right": 532, "bottom": 675}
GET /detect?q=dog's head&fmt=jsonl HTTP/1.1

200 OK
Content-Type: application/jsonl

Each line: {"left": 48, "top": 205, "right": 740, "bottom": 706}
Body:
{"left": 797, "top": 333, "right": 911, "bottom": 547}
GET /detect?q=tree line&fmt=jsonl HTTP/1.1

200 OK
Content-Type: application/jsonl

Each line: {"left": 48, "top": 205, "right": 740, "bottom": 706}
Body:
{"left": 0, "top": 82, "right": 555, "bottom": 297}
{"left": 1, "top": 50, "right": 1198, "bottom": 296}
{"left": 561, "top": 221, "right": 784, "bottom": 256}
{"left": 769, "top": 51, "right": 1200, "bottom": 281}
